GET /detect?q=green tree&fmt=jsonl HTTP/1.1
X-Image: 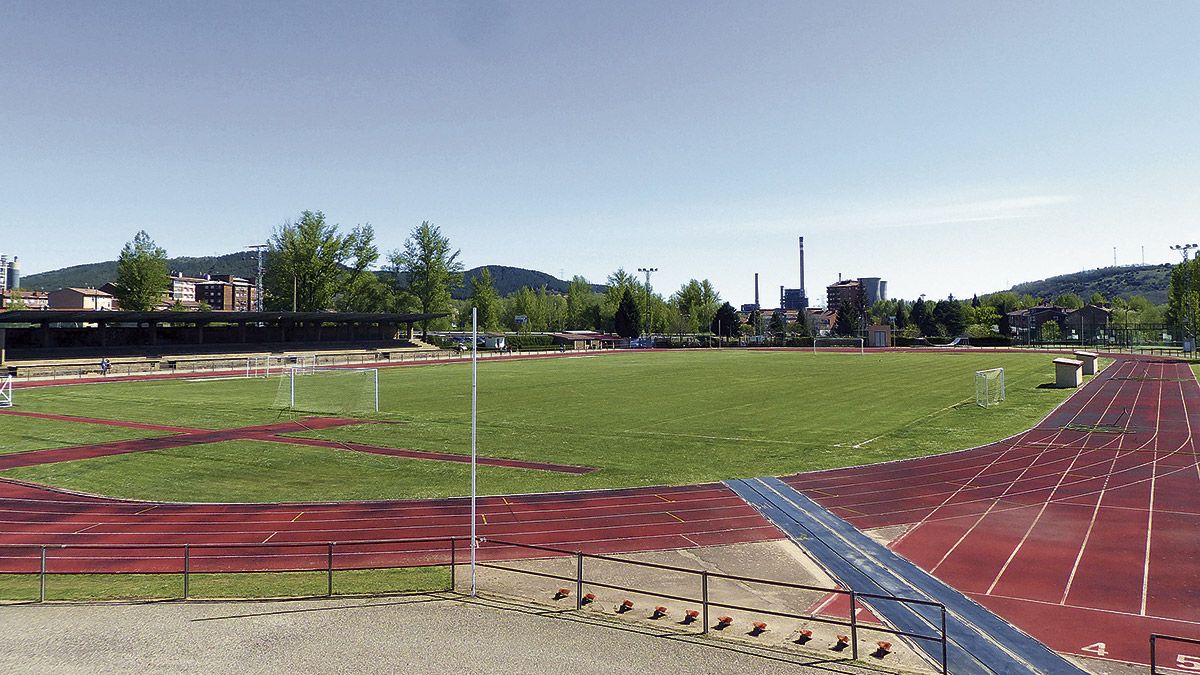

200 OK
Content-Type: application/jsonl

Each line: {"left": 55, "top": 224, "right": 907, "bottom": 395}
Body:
{"left": 389, "top": 221, "right": 464, "bottom": 336}
{"left": 1167, "top": 257, "right": 1199, "bottom": 341}
{"left": 1054, "top": 293, "right": 1085, "bottom": 310}
{"left": 1089, "top": 291, "right": 1107, "bottom": 306}
{"left": 613, "top": 287, "right": 641, "bottom": 338}
{"left": 465, "top": 267, "right": 502, "bottom": 331}
{"left": 266, "top": 211, "right": 377, "bottom": 311}
{"left": 910, "top": 298, "right": 937, "bottom": 336}
{"left": 671, "top": 279, "right": 721, "bottom": 334}
{"left": 833, "top": 301, "right": 859, "bottom": 336}
{"left": 768, "top": 311, "right": 786, "bottom": 336}
{"left": 933, "top": 298, "right": 966, "bottom": 336}
{"left": 566, "top": 276, "right": 597, "bottom": 329}
{"left": 747, "top": 309, "right": 762, "bottom": 336}
{"left": 114, "top": 231, "right": 169, "bottom": 311}
{"left": 711, "top": 302, "right": 739, "bottom": 337}
{"left": 1039, "top": 319, "right": 1062, "bottom": 342}
{"left": 893, "top": 300, "right": 909, "bottom": 329}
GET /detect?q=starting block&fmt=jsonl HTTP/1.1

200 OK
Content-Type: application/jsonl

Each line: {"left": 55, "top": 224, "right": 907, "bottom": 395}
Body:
{"left": 749, "top": 621, "right": 767, "bottom": 636}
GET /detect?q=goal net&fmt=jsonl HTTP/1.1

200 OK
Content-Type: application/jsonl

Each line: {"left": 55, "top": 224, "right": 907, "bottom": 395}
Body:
{"left": 273, "top": 367, "right": 379, "bottom": 414}
{"left": 0, "top": 375, "right": 12, "bottom": 408}
{"left": 813, "top": 337, "right": 865, "bottom": 354}
{"left": 975, "top": 368, "right": 1005, "bottom": 408}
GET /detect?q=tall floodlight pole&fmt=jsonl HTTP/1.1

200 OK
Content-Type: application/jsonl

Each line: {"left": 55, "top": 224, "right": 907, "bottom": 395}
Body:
{"left": 637, "top": 267, "right": 657, "bottom": 340}
{"left": 1171, "top": 244, "right": 1198, "bottom": 353}
{"left": 246, "top": 244, "right": 267, "bottom": 312}
{"left": 470, "top": 307, "right": 478, "bottom": 596}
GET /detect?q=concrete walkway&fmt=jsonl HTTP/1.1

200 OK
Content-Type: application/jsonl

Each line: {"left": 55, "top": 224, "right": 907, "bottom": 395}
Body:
{"left": 0, "top": 593, "right": 910, "bottom": 674}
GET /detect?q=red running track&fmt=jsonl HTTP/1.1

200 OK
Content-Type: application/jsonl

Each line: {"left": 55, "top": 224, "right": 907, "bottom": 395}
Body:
{"left": 786, "top": 356, "right": 1200, "bottom": 669}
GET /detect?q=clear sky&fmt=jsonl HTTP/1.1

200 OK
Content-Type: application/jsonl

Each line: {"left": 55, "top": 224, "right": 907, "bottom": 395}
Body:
{"left": 2, "top": 1, "right": 1197, "bottom": 306}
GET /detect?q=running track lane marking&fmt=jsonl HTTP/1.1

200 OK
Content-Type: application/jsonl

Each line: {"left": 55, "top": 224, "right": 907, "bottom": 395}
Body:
{"left": 291, "top": 512, "right": 303, "bottom": 522}
{"left": 1140, "top": 367, "right": 1167, "bottom": 615}
{"left": 667, "top": 512, "right": 684, "bottom": 523}
{"left": 263, "top": 532, "right": 276, "bottom": 543}
{"left": 134, "top": 505, "right": 157, "bottom": 515}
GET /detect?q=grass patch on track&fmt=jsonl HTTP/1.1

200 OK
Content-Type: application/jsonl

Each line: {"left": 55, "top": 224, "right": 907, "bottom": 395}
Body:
{"left": 5, "top": 351, "right": 1084, "bottom": 500}
{"left": 0, "top": 566, "right": 448, "bottom": 602}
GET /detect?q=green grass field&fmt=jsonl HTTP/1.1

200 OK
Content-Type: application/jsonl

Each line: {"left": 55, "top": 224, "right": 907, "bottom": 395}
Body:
{"left": 2, "top": 351, "right": 1089, "bottom": 501}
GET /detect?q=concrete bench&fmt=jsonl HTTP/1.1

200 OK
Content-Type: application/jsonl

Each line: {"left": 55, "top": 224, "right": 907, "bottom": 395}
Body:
{"left": 1053, "top": 357, "right": 1084, "bottom": 388}
{"left": 1073, "top": 350, "right": 1099, "bottom": 376}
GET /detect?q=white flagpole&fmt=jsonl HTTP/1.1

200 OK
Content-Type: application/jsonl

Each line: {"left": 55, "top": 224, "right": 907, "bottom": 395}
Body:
{"left": 470, "top": 307, "right": 478, "bottom": 596}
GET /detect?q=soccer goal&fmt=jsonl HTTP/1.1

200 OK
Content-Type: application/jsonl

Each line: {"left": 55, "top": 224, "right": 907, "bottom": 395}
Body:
{"left": 813, "top": 336, "right": 865, "bottom": 354}
{"left": 0, "top": 375, "right": 12, "bottom": 408}
{"left": 274, "top": 367, "right": 379, "bottom": 414}
{"left": 975, "top": 368, "right": 1005, "bottom": 408}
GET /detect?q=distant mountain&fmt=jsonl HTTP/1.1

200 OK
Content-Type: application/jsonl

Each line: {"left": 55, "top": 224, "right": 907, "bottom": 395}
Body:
{"left": 453, "top": 265, "right": 606, "bottom": 299}
{"left": 1004, "top": 264, "right": 1173, "bottom": 305}
{"left": 22, "top": 254, "right": 604, "bottom": 298}
{"left": 21, "top": 252, "right": 260, "bottom": 291}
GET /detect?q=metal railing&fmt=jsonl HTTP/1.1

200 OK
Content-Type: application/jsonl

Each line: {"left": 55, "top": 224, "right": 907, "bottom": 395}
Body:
{"left": 1151, "top": 633, "right": 1200, "bottom": 674}
{"left": 475, "top": 538, "right": 949, "bottom": 674}
{"left": 0, "top": 537, "right": 459, "bottom": 602}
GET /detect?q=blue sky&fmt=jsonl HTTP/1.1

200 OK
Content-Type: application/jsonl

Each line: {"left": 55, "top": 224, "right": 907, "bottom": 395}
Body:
{"left": 2, "top": 1, "right": 1197, "bottom": 305}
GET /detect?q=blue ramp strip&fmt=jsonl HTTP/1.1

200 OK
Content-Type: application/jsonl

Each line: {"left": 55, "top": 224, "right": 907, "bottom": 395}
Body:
{"left": 725, "top": 477, "right": 1086, "bottom": 675}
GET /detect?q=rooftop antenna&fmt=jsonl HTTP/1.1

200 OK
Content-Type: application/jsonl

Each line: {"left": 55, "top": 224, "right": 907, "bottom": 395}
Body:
{"left": 246, "top": 244, "right": 267, "bottom": 312}
{"left": 1113, "top": 246, "right": 1117, "bottom": 267}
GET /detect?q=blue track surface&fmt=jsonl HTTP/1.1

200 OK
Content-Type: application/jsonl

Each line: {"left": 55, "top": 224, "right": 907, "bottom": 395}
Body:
{"left": 725, "top": 477, "right": 1087, "bottom": 675}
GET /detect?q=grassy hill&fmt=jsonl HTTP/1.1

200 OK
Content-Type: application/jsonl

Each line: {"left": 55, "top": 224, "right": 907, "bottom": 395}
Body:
{"left": 1006, "top": 264, "right": 1172, "bottom": 304}
{"left": 22, "top": 254, "right": 603, "bottom": 298}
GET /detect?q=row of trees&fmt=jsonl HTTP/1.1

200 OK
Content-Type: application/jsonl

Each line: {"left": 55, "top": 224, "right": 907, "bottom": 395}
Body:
{"left": 106, "top": 215, "right": 1193, "bottom": 343}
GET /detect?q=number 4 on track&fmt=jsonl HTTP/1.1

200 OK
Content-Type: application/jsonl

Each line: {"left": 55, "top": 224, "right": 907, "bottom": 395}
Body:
{"left": 1081, "top": 643, "right": 1108, "bottom": 657}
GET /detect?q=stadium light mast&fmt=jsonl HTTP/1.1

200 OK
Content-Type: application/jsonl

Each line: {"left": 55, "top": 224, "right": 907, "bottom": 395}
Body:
{"left": 246, "top": 244, "right": 267, "bottom": 312}
{"left": 1171, "top": 243, "right": 1198, "bottom": 353}
{"left": 637, "top": 267, "right": 657, "bottom": 340}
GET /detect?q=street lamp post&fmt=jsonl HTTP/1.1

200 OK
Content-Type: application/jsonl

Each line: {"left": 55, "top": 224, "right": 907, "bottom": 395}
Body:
{"left": 637, "top": 267, "right": 657, "bottom": 340}
{"left": 1171, "top": 244, "right": 1198, "bottom": 353}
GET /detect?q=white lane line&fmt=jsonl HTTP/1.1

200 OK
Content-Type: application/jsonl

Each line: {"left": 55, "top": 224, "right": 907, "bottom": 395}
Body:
{"left": 1140, "top": 365, "right": 1166, "bottom": 615}
{"left": 262, "top": 531, "right": 277, "bottom": 544}
{"left": 73, "top": 523, "right": 101, "bottom": 534}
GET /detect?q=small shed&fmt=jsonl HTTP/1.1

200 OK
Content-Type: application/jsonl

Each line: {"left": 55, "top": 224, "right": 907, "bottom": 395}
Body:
{"left": 1072, "top": 351, "right": 1099, "bottom": 376}
{"left": 867, "top": 325, "right": 892, "bottom": 348}
{"left": 1053, "top": 357, "right": 1084, "bottom": 388}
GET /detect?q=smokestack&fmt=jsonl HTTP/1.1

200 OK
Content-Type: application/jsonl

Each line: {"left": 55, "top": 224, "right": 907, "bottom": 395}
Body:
{"left": 754, "top": 273, "right": 760, "bottom": 308}
{"left": 780, "top": 285, "right": 785, "bottom": 309}
{"left": 798, "top": 237, "right": 805, "bottom": 293}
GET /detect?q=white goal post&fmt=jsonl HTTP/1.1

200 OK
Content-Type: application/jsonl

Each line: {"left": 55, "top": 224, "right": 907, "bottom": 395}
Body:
{"left": 813, "top": 336, "right": 865, "bottom": 354}
{"left": 0, "top": 375, "right": 12, "bottom": 408}
{"left": 975, "top": 368, "right": 1005, "bottom": 408}
{"left": 275, "top": 366, "right": 379, "bottom": 413}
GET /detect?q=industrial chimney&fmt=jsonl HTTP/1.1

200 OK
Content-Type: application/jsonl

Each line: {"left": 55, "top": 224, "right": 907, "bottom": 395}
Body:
{"left": 798, "top": 237, "right": 805, "bottom": 294}
{"left": 754, "top": 273, "right": 760, "bottom": 309}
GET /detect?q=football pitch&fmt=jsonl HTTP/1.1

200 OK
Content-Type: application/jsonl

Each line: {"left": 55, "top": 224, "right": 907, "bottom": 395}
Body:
{"left": 1, "top": 351, "right": 1082, "bottom": 502}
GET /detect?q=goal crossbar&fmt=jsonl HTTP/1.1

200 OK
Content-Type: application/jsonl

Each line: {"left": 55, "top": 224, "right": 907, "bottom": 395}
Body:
{"left": 813, "top": 337, "right": 865, "bottom": 354}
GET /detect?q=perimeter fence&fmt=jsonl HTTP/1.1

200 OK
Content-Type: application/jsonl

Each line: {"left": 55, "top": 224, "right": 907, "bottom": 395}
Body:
{"left": 0, "top": 535, "right": 948, "bottom": 672}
